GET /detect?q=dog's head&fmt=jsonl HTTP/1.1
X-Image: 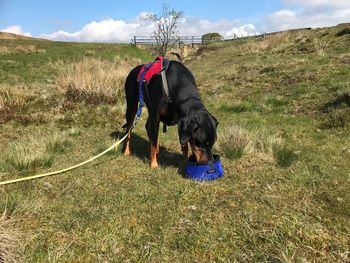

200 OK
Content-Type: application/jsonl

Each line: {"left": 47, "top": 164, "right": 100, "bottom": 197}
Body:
{"left": 178, "top": 110, "right": 218, "bottom": 162}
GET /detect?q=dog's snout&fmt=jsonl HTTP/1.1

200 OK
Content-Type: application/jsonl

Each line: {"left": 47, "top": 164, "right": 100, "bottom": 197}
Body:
{"left": 191, "top": 145, "right": 213, "bottom": 163}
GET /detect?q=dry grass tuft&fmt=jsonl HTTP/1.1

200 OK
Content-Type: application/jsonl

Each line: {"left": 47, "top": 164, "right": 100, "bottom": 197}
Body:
{"left": 0, "top": 45, "right": 43, "bottom": 55}
{"left": 5, "top": 132, "right": 72, "bottom": 172}
{"left": 216, "top": 124, "right": 254, "bottom": 159}
{"left": 0, "top": 209, "right": 21, "bottom": 263}
{"left": 0, "top": 85, "right": 28, "bottom": 122}
{"left": 313, "top": 39, "right": 330, "bottom": 56}
{"left": 56, "top": 58, "right": 132, "bottom": 105}
{"left": 216, "top": 124, "right": 283, "bottom": 163}
{"left": 242, "top": 32, "right": 291, "bottom": 54}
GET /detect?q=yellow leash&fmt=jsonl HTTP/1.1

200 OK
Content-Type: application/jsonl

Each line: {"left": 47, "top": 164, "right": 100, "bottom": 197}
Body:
{"left": 0, "top": 117, "right": 139, "bottom": 186}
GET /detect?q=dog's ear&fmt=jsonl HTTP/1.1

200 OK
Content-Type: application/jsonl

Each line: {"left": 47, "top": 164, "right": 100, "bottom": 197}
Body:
{"left": 178, "top": 117, "right": 197, "bottom": 145}
{"left": 209, "top": 113, "right": 219, "bottom": 128}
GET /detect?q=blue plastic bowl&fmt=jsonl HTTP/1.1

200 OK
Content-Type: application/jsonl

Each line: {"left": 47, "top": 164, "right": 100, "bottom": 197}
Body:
{"left": 185, "top": 154, "right": 224, "bottom": 181}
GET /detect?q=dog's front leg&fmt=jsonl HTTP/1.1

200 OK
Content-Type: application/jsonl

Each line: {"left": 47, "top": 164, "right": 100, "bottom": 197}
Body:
{"left": 181, "top": 143, "right": 190, "bottom": 158}
{"left": 146, "top": 117, "right": 160, "bottom": 168}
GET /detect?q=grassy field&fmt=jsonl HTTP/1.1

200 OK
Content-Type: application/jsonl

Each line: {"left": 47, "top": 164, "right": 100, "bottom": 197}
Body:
{"left": 0, "top": 24, "right": 350, "bottom": 262}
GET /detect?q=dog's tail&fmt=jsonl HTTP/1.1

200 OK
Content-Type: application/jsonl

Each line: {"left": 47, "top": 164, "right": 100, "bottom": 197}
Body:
{"left": 169, "top": 52, "right": 182, "bottom": 63}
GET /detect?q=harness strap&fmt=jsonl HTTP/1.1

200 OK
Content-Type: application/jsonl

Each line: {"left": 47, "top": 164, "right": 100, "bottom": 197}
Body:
{"left": 161, "top": 59, "right": 171, "bottom": 133}
{"left": 136, "top": 57, "right": 172, "bottom": 128}
{"left": 161, "top": 69, "right": 171, "bottom": 102}
{"left": 137, "top": 62, "right": 153, "bottom": 118}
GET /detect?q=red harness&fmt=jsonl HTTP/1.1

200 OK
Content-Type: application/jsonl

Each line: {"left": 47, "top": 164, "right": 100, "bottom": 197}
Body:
{"left": 137, "top": 56, "right": 164, "bottom": 83}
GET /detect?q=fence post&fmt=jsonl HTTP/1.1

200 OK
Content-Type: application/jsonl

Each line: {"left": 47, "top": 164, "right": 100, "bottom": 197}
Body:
{"left": 133, "top": 36, "right": 137, "bottom": 45}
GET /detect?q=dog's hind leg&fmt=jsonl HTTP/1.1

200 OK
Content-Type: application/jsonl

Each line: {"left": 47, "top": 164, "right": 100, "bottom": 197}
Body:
{"left": 123, "top": 130, "right": 132, "bottom": 156}
{"left": 123, "top": 93, "right": 138, "bottom": 155}
{"left": 123, "top": 86, "right": 138, "bottom": 156}
{"left": 146, "top": 117, "right": 160, "bottom": 168}
{"left": 123, "top": 103, "right": 137, "bottom": 156}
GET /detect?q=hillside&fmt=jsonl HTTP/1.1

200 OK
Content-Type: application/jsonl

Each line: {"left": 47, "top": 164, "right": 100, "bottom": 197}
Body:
{"left": 0, "top": 24, "right": 350, "bottom": 262}
{"left": 0, "top": 31, "right": 47, "bottom": 41}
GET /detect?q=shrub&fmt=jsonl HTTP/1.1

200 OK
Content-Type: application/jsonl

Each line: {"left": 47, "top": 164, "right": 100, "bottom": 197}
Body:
{"left": 202, "top": 33, "right": 223, "bottom": 44}
{"left": 0, "top": 85, "right": 27, "bottom": 122}
{"left": 56, "top": 58, "right": 132, "bottom": 105}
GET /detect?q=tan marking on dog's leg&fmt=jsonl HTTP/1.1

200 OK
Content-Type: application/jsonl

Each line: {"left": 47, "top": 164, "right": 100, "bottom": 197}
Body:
{"left": 123, "top": 132, "right": 132, "bottom": 156}
{"left": 181, "top": 143, "right": 190, "bottom": 158}
{"left": 150, "top": 139, "right": 159, "bottom": 168}
{"left": 190, "top": 144, "right": 206, "bottom": 162}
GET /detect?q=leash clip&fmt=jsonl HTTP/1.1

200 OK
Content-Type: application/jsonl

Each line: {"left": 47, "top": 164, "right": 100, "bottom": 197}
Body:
{"left": 132, "top": 115, "right": 140, "bottom": 128}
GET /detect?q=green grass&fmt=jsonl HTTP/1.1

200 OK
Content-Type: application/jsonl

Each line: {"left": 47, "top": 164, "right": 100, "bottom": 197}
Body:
{"left": 0, "top": 40, "right": 151, "bottom": 85}
{"left": 273, "top": 145, "right": 299, "bottom": 168}
{"left": 4, "top": 132, "right": 73, "bottom": 172}
{"left": 1, "top": 24, "right": 350, "bottom": 262}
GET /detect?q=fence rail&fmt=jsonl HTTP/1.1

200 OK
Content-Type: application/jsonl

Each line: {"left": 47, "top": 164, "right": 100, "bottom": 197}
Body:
{"left": 131, "top": 36, "right": 203, "bottom": 46}
{"left": 132, "top": 33, "right": 267, "bottom": 46}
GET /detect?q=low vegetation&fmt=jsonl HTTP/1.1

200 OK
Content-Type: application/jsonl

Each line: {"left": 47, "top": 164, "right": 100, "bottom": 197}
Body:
{"left": 0, "top": 84, "right": 28, "bottom": 123}
{"left": 56, "top": 58, "right": 132, "bottom": 104}
{"left": 0, "top": 24, "right": 349, "bottom": 262}
{"left": 4, "top": 132, "right": 72, "bottom": 173}
{"left": 216, "top": 123, "right": 282, "bottom": 161}
{"left": 0, "top": 44, "right": 45, "bottom": 55}
{"left": 240, "top": 31, "right": 291, "bottom": 54}
{"left": 0, "top": 210, "right": 21, "bottom": 263}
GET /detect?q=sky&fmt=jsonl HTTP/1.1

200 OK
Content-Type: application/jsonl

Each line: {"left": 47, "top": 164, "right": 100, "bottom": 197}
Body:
{"left": 0, "top": 0, "right": 349, "bottom": 42}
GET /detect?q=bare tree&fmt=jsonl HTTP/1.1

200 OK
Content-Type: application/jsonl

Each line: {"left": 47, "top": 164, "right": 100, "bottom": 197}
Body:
{"left": 147, "top": 2, "right": 184, "bottom": 56}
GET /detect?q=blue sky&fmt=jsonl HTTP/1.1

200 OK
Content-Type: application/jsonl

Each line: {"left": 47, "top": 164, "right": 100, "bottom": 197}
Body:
{"left": 0, "top": 0, "right": 349, "bottom": 42}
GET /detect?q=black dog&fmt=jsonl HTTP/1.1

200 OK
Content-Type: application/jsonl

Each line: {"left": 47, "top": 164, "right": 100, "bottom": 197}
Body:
{"left": 123, "top": 61, "right": 218, "bottom": 168}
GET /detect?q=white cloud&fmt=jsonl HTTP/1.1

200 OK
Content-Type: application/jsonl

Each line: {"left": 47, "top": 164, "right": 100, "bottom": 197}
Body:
{"left": 6, "top": 1, "right": 349, "bottom": 44}
{"left": 1, "top": 25, "right": 32, "bottom": 37}
{"left": 40, "top": 1, "right": 349, "bottom": 43}
{"left": 179, "top": 17, "right": 259, "bottom": 37}
{"left": 41, "top": 13, "right": 259, "bottom": 42}
{"left": 284, "top": 0, "right": 350, "bottom": 8}
{"left": 42, "top": 17, "right": 151, "bottom": 42}
{"left": 225, "top": 24, "right": 257, "bottom": 38}
{"left": 265, "top": 0, "right": 350, "bottom": 32}
{"left": 266, "top": 9, "right": 299, "bottom": 31}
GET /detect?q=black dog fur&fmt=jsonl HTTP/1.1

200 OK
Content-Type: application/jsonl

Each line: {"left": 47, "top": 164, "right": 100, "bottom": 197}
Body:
{"left": 123, "top": 61, "right": 218, "bottom": 167}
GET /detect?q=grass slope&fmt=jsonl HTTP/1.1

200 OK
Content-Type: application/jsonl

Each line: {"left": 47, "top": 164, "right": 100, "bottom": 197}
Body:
{"left": 0, "top": 24, "right": 350, "bottom": 262}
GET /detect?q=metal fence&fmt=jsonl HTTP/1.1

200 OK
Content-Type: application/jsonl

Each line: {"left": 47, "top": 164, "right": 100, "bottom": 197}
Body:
{"left": 131, "top": 36, "right": 203, "bottom": 46}
{"left": 132, "top": 33, "right": 268, "bottom": 46}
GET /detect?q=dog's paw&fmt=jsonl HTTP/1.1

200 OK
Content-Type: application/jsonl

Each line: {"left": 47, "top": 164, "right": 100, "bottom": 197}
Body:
{"left": 124, "top": 149, "right": 132, "bottom": 156}
{"left": 150, "top": 161, "right": 159, "bottom": 168}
